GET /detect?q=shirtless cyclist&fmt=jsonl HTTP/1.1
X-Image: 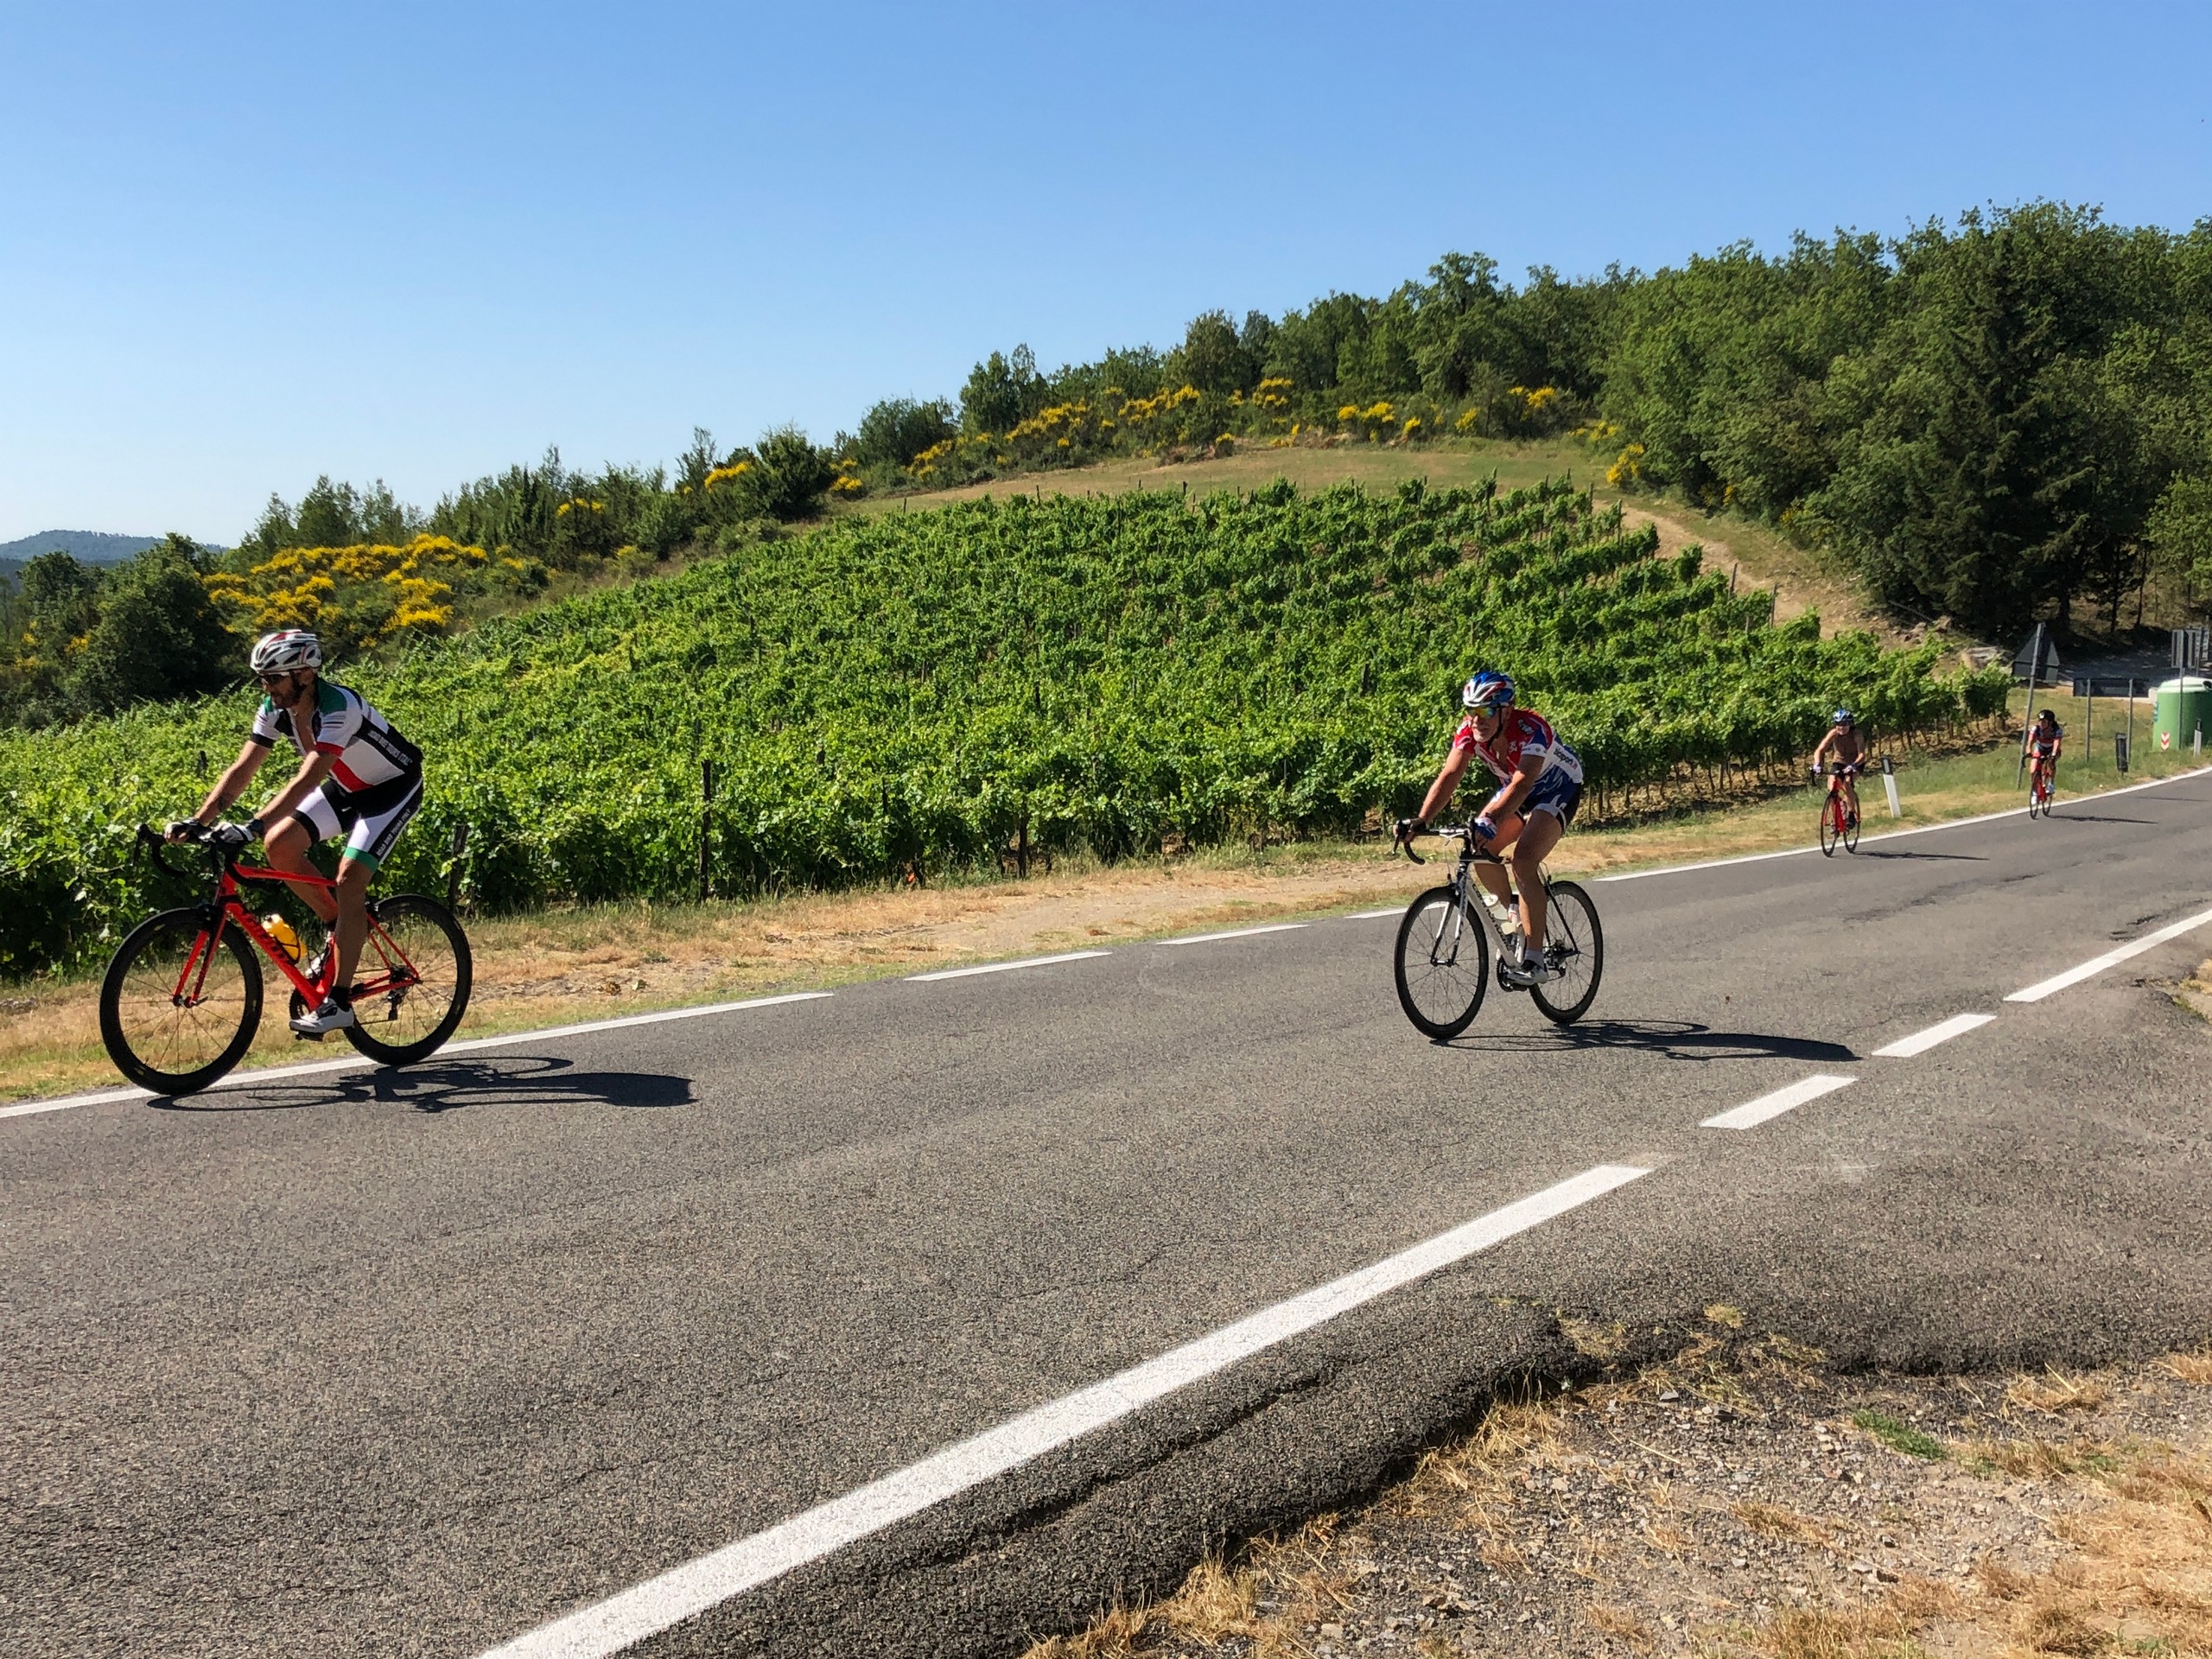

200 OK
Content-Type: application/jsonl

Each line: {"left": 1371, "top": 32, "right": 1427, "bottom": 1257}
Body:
{"left": 1810, "top": 709, "right": 1866, "bottom": 827}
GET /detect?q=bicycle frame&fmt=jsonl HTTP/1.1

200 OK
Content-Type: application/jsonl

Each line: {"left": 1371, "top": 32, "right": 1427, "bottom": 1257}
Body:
{"left": 137, "top": 828, "right": 422, "bottom": 1011}
{"left": 1402, "top": 825, "right": 1540, "bottom": 952}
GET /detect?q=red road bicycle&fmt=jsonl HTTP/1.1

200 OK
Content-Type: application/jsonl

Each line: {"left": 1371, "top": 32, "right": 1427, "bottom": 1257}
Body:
{"left": 2026, "top": 753, "right": 2057, "bottom": 818}
{"left": 98, "top": 823, "right": 472, "bottom": 1094}
{"left": 1815, "top": 763, "right": 1862, "bottom": 856}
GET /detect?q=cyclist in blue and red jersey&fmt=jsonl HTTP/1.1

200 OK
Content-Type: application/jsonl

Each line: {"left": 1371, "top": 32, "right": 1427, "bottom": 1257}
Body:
{"left": 1396, "top": 670, "right": 1585, "bottom": 986}
{"left": 169, "top": 629, "right": 424, "bottom": 1035}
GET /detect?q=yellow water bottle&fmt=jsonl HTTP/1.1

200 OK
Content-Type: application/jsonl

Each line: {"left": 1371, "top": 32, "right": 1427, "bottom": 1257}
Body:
{"left": 264, "top": 912, "right": 302, "bottom": 964}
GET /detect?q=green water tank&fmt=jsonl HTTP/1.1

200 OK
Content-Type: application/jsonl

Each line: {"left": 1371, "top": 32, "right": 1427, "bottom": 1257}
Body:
{"left": 2152, "top": 675, "right": 2212, "bottom": 756}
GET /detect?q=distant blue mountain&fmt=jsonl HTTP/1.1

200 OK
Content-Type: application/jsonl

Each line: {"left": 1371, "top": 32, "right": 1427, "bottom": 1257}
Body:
{"left": 0, "top": 530, "right": 165, "bottom": 564}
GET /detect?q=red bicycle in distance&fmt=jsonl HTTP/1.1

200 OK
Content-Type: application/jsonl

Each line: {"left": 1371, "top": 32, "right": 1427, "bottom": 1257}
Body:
{"left": 98, "top": 823, "right": 472, "bottom": 1095}
{"left": 2026, "top": 753, "right": 2057, "bottom": 818}
{"left": 1814, "top": 762, "right": 1862, "bottom": 856}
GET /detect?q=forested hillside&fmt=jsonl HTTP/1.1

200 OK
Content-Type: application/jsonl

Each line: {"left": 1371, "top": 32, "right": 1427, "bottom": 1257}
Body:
{"left": 0, "top": 480, "right": 2005, "bottom": 976}
{"left": 899, "top": 204, "right": 2212, "bottom": 639}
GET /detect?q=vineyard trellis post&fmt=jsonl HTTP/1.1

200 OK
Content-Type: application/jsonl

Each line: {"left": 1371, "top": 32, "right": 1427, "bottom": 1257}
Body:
{"left": 445, "top": 821, "right": 470, "bottom": 910}
{"left": 699, "top": 757, "right": 715, "bottom": 902}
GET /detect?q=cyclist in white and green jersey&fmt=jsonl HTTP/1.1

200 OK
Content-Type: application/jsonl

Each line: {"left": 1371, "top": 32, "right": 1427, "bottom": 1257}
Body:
{"left": 172, "top": 629, "right": 424, "bottom": 1034}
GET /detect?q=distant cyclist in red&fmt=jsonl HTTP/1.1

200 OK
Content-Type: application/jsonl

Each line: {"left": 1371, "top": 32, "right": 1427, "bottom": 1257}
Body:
{"left": 2024, "top": 708, "right": 2063, "bottom": 793}
{"left": 1397, "top": 670, "right": 1584, "bottom": 986}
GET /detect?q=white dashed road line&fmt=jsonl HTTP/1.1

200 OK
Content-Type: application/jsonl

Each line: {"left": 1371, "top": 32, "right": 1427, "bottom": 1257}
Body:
{"left": 1700, "top": 1073, "right": 1856, "bottom": 1131}
{"left": 1158, "top": 924, "right": 1309, "bottom": 947}
{"left": 1345, "top": 908, "right": 1405, "bottom": 920}
{"left": 907, "top": 950, "right": 1111, "bottom": 982}
{"left": 474, "top": 1161, "right": 1650, "bottom": 1659}
{"left": 1872, "top": 1013, "right": 1998, "bottom": 1058}
{"left": 2004, "top": 903, "right": 2212, "bottom": 1003}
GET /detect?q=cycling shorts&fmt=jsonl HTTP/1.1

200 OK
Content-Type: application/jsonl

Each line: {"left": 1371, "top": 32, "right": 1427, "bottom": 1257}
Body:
{"left": 292, "top": 773, "right": 423, "bottom": 872}
{"left": 1524, "top": 765, "right": 1581, "bottom": 826}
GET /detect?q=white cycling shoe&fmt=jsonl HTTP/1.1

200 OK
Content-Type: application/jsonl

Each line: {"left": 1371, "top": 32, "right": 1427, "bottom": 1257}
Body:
{"left": 290, "top": 996, "right": 357, "bottom": 1036}
{"left": 1497, "top": 951, "right": 1559, "bottom": 988}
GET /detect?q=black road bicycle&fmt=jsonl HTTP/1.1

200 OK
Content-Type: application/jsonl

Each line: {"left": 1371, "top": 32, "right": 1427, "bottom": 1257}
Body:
{"left": 1391, "top": 824, "right": 1605, "bottom": 1039}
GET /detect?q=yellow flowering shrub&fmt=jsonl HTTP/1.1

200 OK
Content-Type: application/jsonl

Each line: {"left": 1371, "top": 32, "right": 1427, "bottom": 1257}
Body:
{"left": 1338, "top": 401, "right": 1396, "bottom": 442}
{"left": 203, "top": 534, "right": 524, "bottom": 659}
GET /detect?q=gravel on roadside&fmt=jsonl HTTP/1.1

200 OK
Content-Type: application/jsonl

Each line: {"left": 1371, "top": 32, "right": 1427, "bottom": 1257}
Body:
{"left": 1023, "top": 1320, "right": 2212, "bottom": 1658}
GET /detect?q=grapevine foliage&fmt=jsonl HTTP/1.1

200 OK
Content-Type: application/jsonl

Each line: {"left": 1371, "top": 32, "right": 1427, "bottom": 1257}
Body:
{"left": 0, "top": 480, "right": 2005, "bottom": 976}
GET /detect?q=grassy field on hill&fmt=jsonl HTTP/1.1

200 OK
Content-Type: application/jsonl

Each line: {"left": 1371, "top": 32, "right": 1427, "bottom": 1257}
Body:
{"left": 0, "top": 475, "right": 2008, "bottom": 978}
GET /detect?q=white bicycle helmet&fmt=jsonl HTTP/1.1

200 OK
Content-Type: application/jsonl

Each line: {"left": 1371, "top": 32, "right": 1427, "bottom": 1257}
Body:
{"left": 250, "top": 629, "right": 321, "bottom": 675}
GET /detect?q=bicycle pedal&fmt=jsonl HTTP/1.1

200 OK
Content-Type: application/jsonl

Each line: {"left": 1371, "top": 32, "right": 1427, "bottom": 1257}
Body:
{"left": 292, "top": 1028, "right": 328, "bottom": 1042}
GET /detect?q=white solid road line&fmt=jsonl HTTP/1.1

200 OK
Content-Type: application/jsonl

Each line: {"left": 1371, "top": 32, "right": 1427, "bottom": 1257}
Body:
{"left": 1346, "top": 907, "right": 1405, "bottom": 920}
{"left": 1872, "top": 1012, "right": 1999, "bottom": 1058}
{"left": 1700, "top": 1073, "right": 1856, "bottom": 1130}
{"left": 474, "top": 1163, "right": 1652, "bottom": 1659}
{"left": 1159, "top": 923, "right": 1310, "bottom": 946}
{"left": 1599, "top": 764, "right": 2212, "bottom": 885}
{"left": 907, "top": 950, "right": 1111, "bottom": 982}
{"left": 0, "top": 1087, "right": 147, "bottom": 1120}
{"left": 2005, "top": 902, "right": 2212, "bottom": 1004}
{"left": 0, "top": 992, "right": 835, "bottom": 1121}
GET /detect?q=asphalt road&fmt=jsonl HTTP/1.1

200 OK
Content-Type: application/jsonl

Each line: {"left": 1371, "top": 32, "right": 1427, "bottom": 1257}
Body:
{"left": 7, "top": 773, "right": 2212, "bottom": 1658}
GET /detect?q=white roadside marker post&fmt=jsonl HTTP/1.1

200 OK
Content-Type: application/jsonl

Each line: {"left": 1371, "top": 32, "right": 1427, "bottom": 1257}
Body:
{"left": 1881, "top": 754, "right": 1903, "bottom": 818}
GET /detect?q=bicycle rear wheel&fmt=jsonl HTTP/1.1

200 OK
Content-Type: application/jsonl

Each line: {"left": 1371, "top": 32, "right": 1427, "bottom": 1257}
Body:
{"left": 99, "top": 908, "right": 264, "bottom": 1094}
{"left": 341, "top": 894, "right": 473, "bottom": 1066}
{"left": 1842, "top": 801, "right": 1861, "bottom": 853}
{"left": 1819, "top": 794, "right": 1840, "bottom": 856}
{"left": 1529, "top": 880, "right": 1604, "bottom": 1025}
{"left": 1394, "top": 885, "right": 1489, "bottom": 1039}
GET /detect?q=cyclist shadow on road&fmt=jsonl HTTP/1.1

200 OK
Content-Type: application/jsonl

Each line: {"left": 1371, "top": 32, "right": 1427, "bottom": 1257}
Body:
{"left": 1849, "top": 849, "right": 1986, "bottom": 861}
{"left": 150, "top": 1054, "right": 696, "bottom": 1115}
{"left": 1457, "top": 1018, "right": 1856, "bottom": 1064}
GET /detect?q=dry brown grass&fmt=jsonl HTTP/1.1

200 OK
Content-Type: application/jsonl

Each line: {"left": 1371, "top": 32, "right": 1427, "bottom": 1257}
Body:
{"left": 2164, "top": 1347, "right": 2212, "bottom": 1387}
{"left": 1560, "top": 1316, "right": 1630, "bottom": 1361}
{"left": 2007, "top": 1368, "right": 2112, "bottom": 1415}
{"left": 1017, "top": 1553, "right": 1266, "bottom": 1658}
{"left": 1731, "top": 1499, "right": 1839, "bottom": 1549}
{"left": 1748, "top": 1604, "right": 1919, "bottom": 1659}
{"left": 1582, "top": 1599, "right": 1657, "bottom": 1649}
{"left": 1392, "top": 1398, "right": 1564, "bottom": 1522}
{"left": 1963, "top": 1434, "right": 2130, "bottom": 1480}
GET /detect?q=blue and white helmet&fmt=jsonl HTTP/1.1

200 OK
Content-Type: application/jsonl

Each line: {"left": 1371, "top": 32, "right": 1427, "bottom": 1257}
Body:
{"left": 1462, "top": 670, "right": 1516, "bottom": 711}
{"left": 1831, "top": 707, "right": 1853, "bottom": 727}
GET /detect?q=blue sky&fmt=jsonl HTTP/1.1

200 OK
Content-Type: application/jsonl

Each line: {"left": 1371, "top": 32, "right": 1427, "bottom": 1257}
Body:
{"left": 3, "top": 1, "right": 2209, "bottom": 543}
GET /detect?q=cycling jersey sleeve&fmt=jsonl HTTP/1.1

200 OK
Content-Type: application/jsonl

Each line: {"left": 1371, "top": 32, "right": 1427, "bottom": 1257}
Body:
{"left": 248, "top": 696, "right": 282, "bottom": 747}
{"left": 308, "top": 684, "right": 363, "bottom": 757}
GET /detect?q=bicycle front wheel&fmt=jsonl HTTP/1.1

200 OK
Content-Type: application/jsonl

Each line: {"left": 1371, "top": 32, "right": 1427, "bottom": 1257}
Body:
{"left": 1842, "top": 803, "right": 1861, "bottom": 852}
{"left": 1819, "top": 796, "right": 1840, "bottom": 856}
{"left": 99, "top": 908, "right": 264, "bottom": 1094}
{"left": 1530, "top": 880, "right": 1605, "bottom": 1025}
{"left": 342, "top": 894, "right": 473, "bottom": 1066}
{"left": 1394, "top": 885, "right": 1489, "bottom": 1039}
